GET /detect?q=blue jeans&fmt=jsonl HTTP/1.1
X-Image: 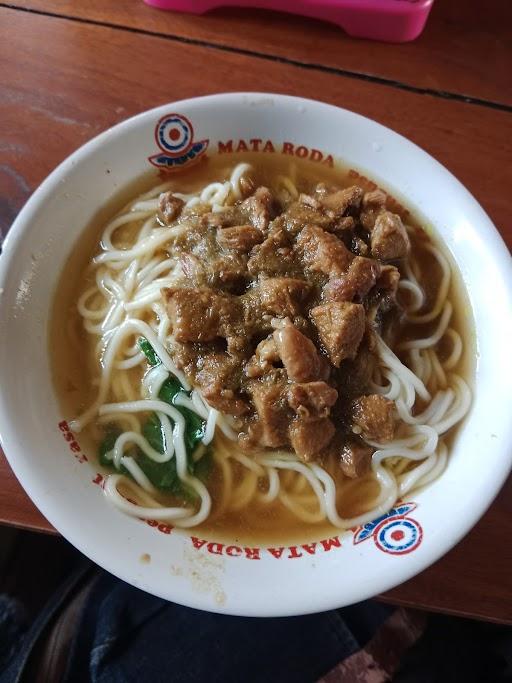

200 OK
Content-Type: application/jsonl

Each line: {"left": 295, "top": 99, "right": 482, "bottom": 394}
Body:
{"left": 0, "top": 561, "right": 393, "bottom": 682}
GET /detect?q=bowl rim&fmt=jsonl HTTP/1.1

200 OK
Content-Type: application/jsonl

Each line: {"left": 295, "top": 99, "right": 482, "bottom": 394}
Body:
{"left": 1, "top": 92, "right": 512, "bottom": 616}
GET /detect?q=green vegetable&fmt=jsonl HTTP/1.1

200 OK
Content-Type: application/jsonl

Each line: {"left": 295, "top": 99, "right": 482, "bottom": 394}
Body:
{"left": 139, "top": 410, "right": 211, "bottom": 500}
{"left": 98, "top": 338, "right": 210, "bottom": 500}
{"left": 142, "top": 412, "right": 166, "bottom": 454}
{"left": 137, "top": 451, "right": 182, "bottom": 493}
{"left": 158, "top": 376, "right": 182, "bottom": 404}
{"left": 157, "top": 375, "right": 204, "bottom": 452}
{"left": 179, "top": 405, "right": 205, "bottom": 455}
{"left": 141, "top": 411, "right": 199, "bottom": 473}
{"left": 99, "top": 429, "right": 120, "bottom": 468}
{"left": 138, "top": 337, "right": 160, "bottom": 367}
{"left": 98, "top": 428, "right": 129, "bottom": 475}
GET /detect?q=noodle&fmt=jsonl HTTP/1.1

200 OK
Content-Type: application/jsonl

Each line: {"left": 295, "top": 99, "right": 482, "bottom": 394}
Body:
{"left": 64, "top": 159, "right": 471, "bottom": 534}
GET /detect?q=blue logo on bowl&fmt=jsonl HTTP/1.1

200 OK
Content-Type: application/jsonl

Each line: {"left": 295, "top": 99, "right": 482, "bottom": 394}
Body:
{"left": 352, "top": 502, "right": 423, "bottom": 555}
{"left": 148, "top": 113, "right": 209, "bottom": 170}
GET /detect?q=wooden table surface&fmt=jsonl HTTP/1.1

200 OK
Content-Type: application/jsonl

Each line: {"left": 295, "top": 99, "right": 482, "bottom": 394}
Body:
{"left": 1, "top": 1, "right": 511, "bottom": 622}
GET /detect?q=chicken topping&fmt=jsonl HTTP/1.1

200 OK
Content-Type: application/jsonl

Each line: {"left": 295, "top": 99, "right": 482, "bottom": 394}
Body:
{"left": 163, "top": 179, "right": 404, "bottom": 466}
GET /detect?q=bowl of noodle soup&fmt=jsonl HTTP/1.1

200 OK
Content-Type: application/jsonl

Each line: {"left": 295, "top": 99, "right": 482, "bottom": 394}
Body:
{"left": 1, "top": 93, "right": 511, "bottom": 616}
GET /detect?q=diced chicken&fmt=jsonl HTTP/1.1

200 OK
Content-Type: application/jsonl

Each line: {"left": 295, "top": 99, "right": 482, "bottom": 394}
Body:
{"left": 178, "top": 254, "right": 207, "bottom": 286}
{"left": 250, "top": 382, "right": 289, "bottom": 448}
{"left": 376, "top": 264, "right": 400, "bottom": 295}
{"left": 202, "top": 388, "right": 249, "bottom": 417}
{"left": 201, "top": 208, "right": 239, "bottom": 229}
{"left": 339, "top": 439, "right": 373, "bottom": 478}
{"left": 245, "top": 335, "right": 280, "bottom": 379}
{"left": 360, "top": 189, "right": 387, "bottom": 230}
{"left": 168, "top": 340, "right": 197, "bottom": 378}
{"left": 337, "top": 344, "right": 376, "bottom": 398}
{"left": 322, "top": 216, "right": 356, "bottom": 238}
{"left": 351, "top": 236, "right": 369, "bottom": 256}
{"left": 323, "top": 256, "right": 381, "bottom": 303}
{"left": 371, "top": 212, "right": 410, "bottom": 261}
{"left": 351, "top": 394, "right": 395, "bottom": 442}
{"left": 289, "top": 417, "right": 336, "bottom": 460}
{"left": 217, "top": 225, "right": 264, "bottom": 252}
{"left": 257, "top": 277, "right": 310, "bottom": 317}
{"left": 242, "top": 290, "right": 310, "bottom": 342}
{"left": 362, "top": 189, "right": 387, "bottom": 209}
{"left": 287, "top": 381, "right": 338, "bottom": 419}
{"left": 273, "top": 321, "right": 323, "bottom": 382}
{"left": 334, "top": 216, "right": 356, "bottom": 233}
{"left": 247, "top": 231, "right": 297, "bottom": 278}
{"left": 209, "top": 253, "right": 248, "bottom": 291}
{"left": 165, "top": 287, "right": 240, "bottom": 343}
{"left": 296, "top": 225, "right": 353, "bottom": 278}
{"left": 256, "top": 335, "right": 280, "bottom": 363}
{"left": 239, "top": 175, "right": 255, "bottom": 198}
{"left": 367, "top": 265, "right": 401, "bottom": 326}
{"left": 320, "top": 186, "right": 363, "bottom": 218}
{"left": 158, "top": 192, "right": 185, "bottom": 224}
{"left": 158, "top": 172, "right": 417, "bottom": 467}
{"left": 194, "top": 352, "right": 249, "bottom": 417}
{"left": 242, "top": 186, "right": 274, "bottom": 231}
{"left": 277, "top": 202, "right": 333, "bottom": 235}
{"left": 299, "top": 193, "right": 322, "bottom": 210}
{"left": 311, "top": 302, "right": 365, "bottom": 366}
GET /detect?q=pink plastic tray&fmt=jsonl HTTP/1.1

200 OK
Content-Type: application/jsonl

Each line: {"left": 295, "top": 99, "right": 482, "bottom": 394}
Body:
{"left": 143, "top": 0, "right": 434, "bottom": 43}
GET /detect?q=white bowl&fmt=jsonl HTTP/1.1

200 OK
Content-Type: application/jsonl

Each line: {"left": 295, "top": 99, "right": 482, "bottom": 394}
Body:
{"left": 1, "top": 93, "right": 512, "bottom": 616}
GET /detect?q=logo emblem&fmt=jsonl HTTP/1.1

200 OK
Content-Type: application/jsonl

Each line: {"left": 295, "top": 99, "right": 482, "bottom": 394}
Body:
{"left": 352, "top": 502, "right": 423, "bottom": 555}
{"left": 148, "top": 113, "right": 209, "bottom": 170}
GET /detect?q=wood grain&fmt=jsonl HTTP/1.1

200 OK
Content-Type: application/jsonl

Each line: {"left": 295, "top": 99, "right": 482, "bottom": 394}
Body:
{"left": 382, "top": 474, "right": 512, "bottom": 624}
{"left": 0, "top": 9, "right": 510, "bottom": 235}
{"left": 0, "top": 453, "right": 54, "bottom": 533}
{"left": 0, "top": 6, "right": 511, "bottom": 622}
{"left": 4, "top": 0, "right": 512, "bottom": 107}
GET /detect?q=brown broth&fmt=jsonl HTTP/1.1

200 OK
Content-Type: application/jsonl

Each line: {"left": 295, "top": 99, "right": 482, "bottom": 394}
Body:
{"left": 50, "top": 152, "right": 475, "bottom": 544}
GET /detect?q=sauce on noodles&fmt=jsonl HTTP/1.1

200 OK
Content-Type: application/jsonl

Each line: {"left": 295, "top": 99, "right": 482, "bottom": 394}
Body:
{"left": 50, "top": 153, "right": 473, "bottom": 543}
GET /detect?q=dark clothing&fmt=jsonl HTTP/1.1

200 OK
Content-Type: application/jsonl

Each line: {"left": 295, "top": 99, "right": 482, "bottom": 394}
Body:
{"left": 0, "top": 562, "right": 395, "bottom": 682}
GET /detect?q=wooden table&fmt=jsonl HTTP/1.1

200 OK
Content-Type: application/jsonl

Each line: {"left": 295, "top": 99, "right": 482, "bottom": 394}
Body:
{"left": 1, "top": 0, "right": 511, "bottom": 623}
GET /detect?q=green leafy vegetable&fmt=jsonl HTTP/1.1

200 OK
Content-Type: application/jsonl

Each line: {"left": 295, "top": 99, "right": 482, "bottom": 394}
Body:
{"left": 137, "top": 451, "right": 182, "bottom": 492}
{"left": 179, "top": 405, "right": 205, "bottom": 454}
{"left": 98, "top": 428, "right": 129, "bottom": 475}
{"left": 142, "top": 412, "right": 166, "bottom": 454}
{"left": 140, "top": 338, "right": 205, "bottom": 454}
{"left": 138, "top": 337, "right": 160, "bottom": 366}
{"left": 140, "top": 405, "right": 203, "bottom": 483}
{"left": 99, "top": 338, "right": 210, "bottom": 500}
{"left": 158, "top": 376, "right": 182, "bottom": 404}
{"left": 99, "top": 429, "right": 120, "bottom": 468}
{"left": 139, "top": 411, "right": 210, "bottom": 499}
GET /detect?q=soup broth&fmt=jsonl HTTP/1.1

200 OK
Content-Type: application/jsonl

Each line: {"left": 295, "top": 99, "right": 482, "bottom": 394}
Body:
{"left": 50, "top": 153, "right": 473, "bottom": 544}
